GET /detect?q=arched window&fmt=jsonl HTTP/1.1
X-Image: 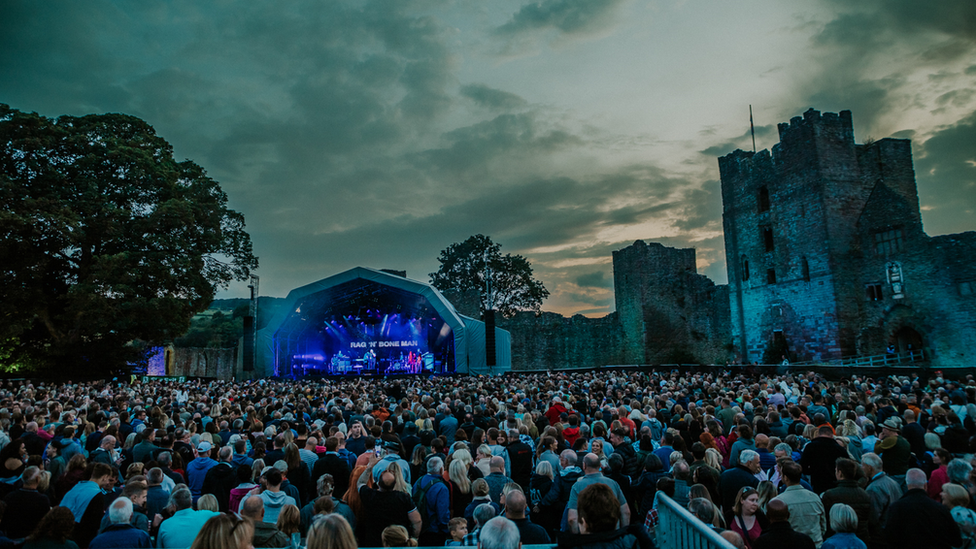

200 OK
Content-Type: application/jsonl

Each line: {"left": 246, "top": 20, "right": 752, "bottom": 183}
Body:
{"left": 802, "top": 257, "right": 810, "bottom": 282}
{"left": 741, "top": 256, "right": 750, "bottom": 281}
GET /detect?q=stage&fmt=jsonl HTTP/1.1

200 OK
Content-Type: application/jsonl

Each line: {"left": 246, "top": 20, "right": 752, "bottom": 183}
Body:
{"left": 257, "top": 267, "right": 511, "bottom": 378}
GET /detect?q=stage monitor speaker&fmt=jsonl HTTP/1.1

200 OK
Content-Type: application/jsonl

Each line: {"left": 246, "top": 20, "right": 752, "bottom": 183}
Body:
{"left": 243, "top": 316, "right": 255, "bottom": 371}
{"left": 484, "top": 309, "right": 496, "bottom": 367}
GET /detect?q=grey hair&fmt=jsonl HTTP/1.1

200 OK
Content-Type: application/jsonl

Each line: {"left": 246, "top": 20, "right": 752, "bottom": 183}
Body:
{"left": 906, "top": 468, "right": 927, "bottom": 488}
{"left": 147, "top": 467, "right": 164, "bottom": 485}
{"left": 157, "top": 451, "right": 172, "bottom": 467}
{"left": 427, "top": 456, "right": 444, "bottom": 475}
{"left": 478, "top": 517, "right": 520, "bottom": 549}
{"left": 109, "top": 497, "right": 134, "bottom": 525}
{"left": 948, "top": 459, "right": 973, "bottom": 485}
{"left": 688, "top": 498, "right": 716, "bottom": 526}
{"left": 168, "top": 486, "right": 193, "bottom": 511}
{"left": 22, "top": 466, "right": 41, "bottom": 486}
{"left": 473, "top": 503, "right": 498, "bottom": 527}
{"left": 535, "top": 460, "right": 553, "bottom": 480}
{"left": 860, "top": 453, "right": 883, "bottom": 472}
{"left": 829, "top": 503, "right": 858, "bottom": 534}
{"left": 739, "top": 449, "right": 759, "bottom": 464}
{"left": 773, "top": 443, "right": 792, "bottom": 455}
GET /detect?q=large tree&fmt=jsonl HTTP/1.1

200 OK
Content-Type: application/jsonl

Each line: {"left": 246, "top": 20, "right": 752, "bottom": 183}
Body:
{"left": 0, "top": 104, "right": 257, "bottom": 373}
{"left": 429, "top": 234, "right": 549, "bottom": 317}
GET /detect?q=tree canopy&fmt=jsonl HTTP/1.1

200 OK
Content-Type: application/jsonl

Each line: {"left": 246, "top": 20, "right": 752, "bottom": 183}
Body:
{"left": 429, "top": 234, "right": 548, "bottom": 317}
{"left": 0, "top": 104, "right": 257, "bottom": 373}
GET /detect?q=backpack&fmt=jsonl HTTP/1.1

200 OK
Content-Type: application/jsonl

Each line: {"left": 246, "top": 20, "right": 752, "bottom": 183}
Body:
{"left": 413, "top": 476, "right": 444, "bottom": 531}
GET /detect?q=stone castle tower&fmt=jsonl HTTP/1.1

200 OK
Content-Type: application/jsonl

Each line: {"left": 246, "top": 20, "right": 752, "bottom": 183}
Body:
{"left": 613, "top": 241, "right": 730, "bottom": 364}
{"left": 720, "top": 108, "right": 976, "bottom": 365}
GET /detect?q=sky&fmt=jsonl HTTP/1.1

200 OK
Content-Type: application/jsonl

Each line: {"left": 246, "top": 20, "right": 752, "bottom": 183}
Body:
{"left": 2, "top": 0, "right": 975, "bottom": 317}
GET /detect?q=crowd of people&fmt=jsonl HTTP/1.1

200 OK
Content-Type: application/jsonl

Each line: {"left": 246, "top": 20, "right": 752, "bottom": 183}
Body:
{"left": 0, "top": 367, "right": 973, "bottom": 549}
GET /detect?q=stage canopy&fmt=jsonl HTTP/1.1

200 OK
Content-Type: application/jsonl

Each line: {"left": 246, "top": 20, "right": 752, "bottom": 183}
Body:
{"left": 256, "top": 267, "right": 510, "bottom": 377}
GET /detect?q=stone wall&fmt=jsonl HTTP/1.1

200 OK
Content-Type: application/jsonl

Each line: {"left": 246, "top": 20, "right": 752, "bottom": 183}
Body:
{"left": 613, "top": 241, "right": 731, "bottom": 364}
{"left": 170, "top": 347, "right": 238, "bottom": 379}
{"left": 498, "top": 312, "right": 625, "bottom": 370}
{"left": 720, "top": 108, "right": 976, "bottom": 367}
{"left": 493, "top": 241, "right": 731, "bottom": 371}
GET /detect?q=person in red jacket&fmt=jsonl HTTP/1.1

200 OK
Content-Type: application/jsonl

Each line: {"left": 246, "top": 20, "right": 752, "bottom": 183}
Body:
{"left": 545, "top": 397, "right": 568, "bottom": 427}
{"left": 562, "top": 415, "right": 581, "bottom": 447}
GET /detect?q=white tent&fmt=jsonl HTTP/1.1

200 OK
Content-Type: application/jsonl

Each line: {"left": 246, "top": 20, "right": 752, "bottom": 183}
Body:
{"left": 256, "top": 267, "right": 510, "bottom": 377}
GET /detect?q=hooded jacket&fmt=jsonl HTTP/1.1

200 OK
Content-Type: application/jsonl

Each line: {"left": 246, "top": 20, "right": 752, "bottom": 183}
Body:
{"left": 251, "top": 521, "right": 289, "bottom": 548}
{"left": 258, "top": 490, "right": 297, "bottom": 524}
{"left": 186, "top": 456, "right": 218, "bottom": 500}
{"left": 202, "top": 462, "right": 238, "bottom": 511}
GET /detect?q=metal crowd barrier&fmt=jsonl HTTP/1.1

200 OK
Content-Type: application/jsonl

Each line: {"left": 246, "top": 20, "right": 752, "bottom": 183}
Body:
{"left": 655, "top": 494, "right": 735, "bottom": 549}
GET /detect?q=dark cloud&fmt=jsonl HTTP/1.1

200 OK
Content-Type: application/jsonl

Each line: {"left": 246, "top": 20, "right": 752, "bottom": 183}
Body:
{"left": 460, "top": 84, "right": 528, "bottom": 110}
{"left": 802, "top": 1, "right": 976, "bottom": 135}
{"left": 496, "top": 0, "right": 627, "bottom": 37}
{"left": 915, "top": 109, "right": 976, "bottom": 235}
{"left": 674, "top": 180, "right": 723, "bottom": 233}
{"left": 935, "top": 89, "right": 976, "bottom": 109}
{"left": 491, "top": 0, "right": 628, "bottom": 55}
{"left": 575, "top": 271, "right": 612, "bottom": 289}
{"left": 699, "top": 125, "right": 775, "bottom": 158}
{"left": 415, "top": 112, "right": 582, "bottom": 177}
{"left": 562, "top": 293, "right": 613, "bottom": 307}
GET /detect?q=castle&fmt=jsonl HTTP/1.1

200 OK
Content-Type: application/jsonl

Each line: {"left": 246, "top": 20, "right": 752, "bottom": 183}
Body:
{"left": 495, "top": 108, "right": 975, "bottom": 370}
{"left": 720, "top": 108, "right": 976, "bottom": 366}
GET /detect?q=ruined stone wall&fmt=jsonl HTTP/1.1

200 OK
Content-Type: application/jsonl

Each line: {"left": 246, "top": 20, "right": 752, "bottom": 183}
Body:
{"left": 720, "top": 108, "right": 976, "bottom": 366}
{"left": 492, "top": 241, "right": 731, "bottom": 370}
{"left": 612, "top": 241, "right": 731, "bottom": 364}
{"left": 170, "top": 347, "right": 238, "bottom": 379}
{"left": 497, "top": 311, "right": 624, "bottom": 370}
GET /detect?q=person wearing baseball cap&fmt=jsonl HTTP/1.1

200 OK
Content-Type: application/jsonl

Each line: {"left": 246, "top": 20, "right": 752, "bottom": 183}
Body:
{"left": 371, "top": 439, "right": 412, "bottom": 486}
{"left": 187, "top": 440, "right": 218, "bottom": 504}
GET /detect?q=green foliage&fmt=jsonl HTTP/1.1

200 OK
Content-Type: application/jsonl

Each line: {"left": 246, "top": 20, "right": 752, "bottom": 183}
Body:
{"left": 429, "top": 234, "right": 549, "bottom": 317}
{"left": 174, "top": 311, "right": 244, "bottom": 349}
{"left": 0, "top": 104, "right": 257, "bottom": 373}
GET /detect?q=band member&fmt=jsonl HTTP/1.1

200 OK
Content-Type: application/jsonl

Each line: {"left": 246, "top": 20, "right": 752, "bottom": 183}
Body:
{"left": 366, "top": 348, "right": 377, "bottom": 368}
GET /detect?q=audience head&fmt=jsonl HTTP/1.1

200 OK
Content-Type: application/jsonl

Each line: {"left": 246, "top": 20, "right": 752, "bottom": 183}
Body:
{"left": 577, "top": 482, "right": 621, "bottom": 534}
{"left": 189, "top": 513, "right": 254, "bottom": 549}
{"left": 477, "top": 517, "right": 520, "bottom": 549}
{"left": 307, "top": 514, "right": 357, "bottom": 549}
{"left": 828, "top": 503, "right": 858, "bottom": 534}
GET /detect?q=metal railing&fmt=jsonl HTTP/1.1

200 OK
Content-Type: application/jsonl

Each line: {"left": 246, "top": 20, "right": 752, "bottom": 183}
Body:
{"left": 655, "top": 494, "right": 735, "bottom": 549}
{"left": 789, "top": 349, "right": 925, "bottom": 368}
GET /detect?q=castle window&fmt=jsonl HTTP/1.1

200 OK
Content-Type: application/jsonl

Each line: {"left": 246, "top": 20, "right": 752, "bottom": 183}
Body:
{"left": 802, "top": 258, "right": 810, "bottom": 282}
{"left": 866, "top": 284, "right": 884, "bottom": 301}
{"left": 762, "top": 225, "right": 774, "bottom": 252}
{"left": 873, "top": 228, "right": 904, "bottom": 255}
{"left": 758, "top": 186, "right": 770, "bottom": 213}
{"left": 741, "top": 256, "right": 750, "bottom": 281}
{"left": 766, "top": 268, "right": 777, "bottom": 284}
